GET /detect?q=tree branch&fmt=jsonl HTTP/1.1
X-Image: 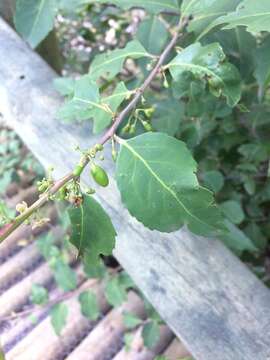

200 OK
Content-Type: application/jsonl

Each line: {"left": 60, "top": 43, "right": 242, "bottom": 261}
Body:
{"left": 0, "top": 17, "right": 188, "bottom": 243}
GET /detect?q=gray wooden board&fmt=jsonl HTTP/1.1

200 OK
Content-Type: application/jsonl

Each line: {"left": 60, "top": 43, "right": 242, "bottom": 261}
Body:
{"left": 0, "top": 18, "right": 270, "bottom": 360}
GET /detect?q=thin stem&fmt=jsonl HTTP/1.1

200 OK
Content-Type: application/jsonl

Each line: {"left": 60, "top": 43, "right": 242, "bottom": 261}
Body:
{"left": 0, "top": 17, "right": 188, "bottom": 243}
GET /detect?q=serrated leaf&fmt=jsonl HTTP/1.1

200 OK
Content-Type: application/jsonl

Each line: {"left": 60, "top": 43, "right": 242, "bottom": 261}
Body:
{"left": 181, "top": 0, "right": 241, "bottom": 35}
{"left": 52, "top": 260, "right": 77, "bottom": 292}
{"left": 123, "top": 312, "right": 143, "bottom": 329}
{"left": 78, "top": 291, "right": 100, "bottom": 320}
{"left": 167, "top": 42, "right": 241, "bottom": 107}
{"left": 50, "top": 303, "right": 68, "bottom": 336}
{"left": 87, "top": 0, "right": 180, "bottom": 14}
{"left": 89, "top": 40, "right": 151, "bottom": 80}
{"left": 68, "top": 195, "right": 116, "bottom": 265}
{"left": 116, "top": 132, "right": 225, "bottom": 235}
{"left": 203, "top": 0, "right": 270, "bottom": 37}
{"left": 142, "top": 321, "right": 160, "bottom": 349}
{"left": 105, "top": 276, "right": 127, "bottom": 307}
{"left": 220, "top": 200, "right": 244, "bottom": 224}
{"left": 92, "top": 82, "right": 131, "bottom": 134}
{"left": 30, "top": 284, "right": 48, "bottom": 305}
{"left": 136, "top": 17, "right": 169, "bottom": 55}
{"left": 15, "top": 0, "right": 55, "bottom": 48}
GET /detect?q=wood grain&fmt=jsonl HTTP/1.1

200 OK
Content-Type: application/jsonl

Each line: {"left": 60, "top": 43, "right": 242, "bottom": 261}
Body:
{"left": 1, "top": 18, "right": 270, "bottom": 360}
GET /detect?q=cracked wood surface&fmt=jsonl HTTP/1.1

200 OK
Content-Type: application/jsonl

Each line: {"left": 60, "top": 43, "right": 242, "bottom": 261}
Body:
{"left": 0, "top": 18, "right": 270, "bottom": 360}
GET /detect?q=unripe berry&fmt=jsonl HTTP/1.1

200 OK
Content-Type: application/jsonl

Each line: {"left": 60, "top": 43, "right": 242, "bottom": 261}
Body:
{"left": 90, "top": 164, "right": 109, "bottom": 187}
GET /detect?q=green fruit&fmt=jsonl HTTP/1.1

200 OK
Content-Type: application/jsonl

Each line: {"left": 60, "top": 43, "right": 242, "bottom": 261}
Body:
{"left": 90, "top": 164, "right": 109, "bottom": 187}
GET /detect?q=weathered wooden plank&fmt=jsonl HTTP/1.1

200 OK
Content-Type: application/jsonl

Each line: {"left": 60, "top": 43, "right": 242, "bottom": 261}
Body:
{"left": 0, "top": 18, "right": 270, "bottom": 360}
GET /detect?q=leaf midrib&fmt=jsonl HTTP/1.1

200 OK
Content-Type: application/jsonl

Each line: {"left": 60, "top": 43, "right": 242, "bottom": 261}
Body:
{"left": 29, "top": 0, "right": 47, "bottom": 41}
{"left": 123, "top": 140, "right": 212, "bottom": 229}
{"left": 91, "top": 51, "right": 151, "bottom": 74}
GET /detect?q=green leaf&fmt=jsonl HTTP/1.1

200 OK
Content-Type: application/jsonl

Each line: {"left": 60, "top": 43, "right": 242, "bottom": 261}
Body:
{"left": 220, "top": 200, "right": 245, "bottom": 225}
{"left": 167, "top": 42, "right": 241, "bottom": 107}
{"left": 105, "top": 276, "right": 127, "bottom": 307}
{"left": 89, "top": 40, "right": 151, "bottom": 81}
{"left": 116, "top": 133, "right": 225, "bottom": 235}
{"left": 68, "top": 195, "right": 116, "bottom": 265}
{"left": 142, "top": 321, "right": 160, "bottom": 349}
{"left": 123, "top": 312, "right": 143, "bottom": 329}
{"left": 78, "top": 291, "right": 100, "bottom": 320}
{"left": 92, "top": 82, "right": 131, "bottom": 134}
{"left": 54, "top": 77, "right": 75, "bottom": 96}
{"left": 181, "top": 0, "right": 241, "bottom": 35}
{"left": 50, "top": 303, "right": 68, "bottom": 336}
{"left": 88, "top": 0, "right": 180, "bottom": 14}
{"left": 15, "top": 0, "right": 55, "bottom": 48}
{"left": 83, "top": 257, "right": 106, "bottom": 279}
{"left": 254, "top": 36, "right": 270, "bottom": 96}
{"left": 30, "top": 284, "right": 48, "bottom": 305}
{"left": 57, "top": 75, "right": 100, "bottom": 122}
{"left": 220, "top": 220, "right": 257, "bottom": 254}
{"left": 136, "top": 17, "right": 169, "bottom": 55}
{"left": 124, "top": 332, "right": 134, "bottom": 351}
{"left": 204, "top": 0, "right": 270, "bottom": 36}
{"left": 203, "top": 170, "right": 224, "bottom": 193}
{"left": 151, "top": 97, "right": 185, "bottom": 136}
{"left": 36, "top": 233, "right": 55, "bottom": 260}
{"left": 52, "top": 260, "right": 77, "bottom": 292}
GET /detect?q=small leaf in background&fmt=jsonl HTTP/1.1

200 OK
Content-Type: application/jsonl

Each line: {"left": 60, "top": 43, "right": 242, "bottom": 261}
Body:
{"left": 54, "top": 77, "right": 75, "bottom": 96}
{"left": 105, "top": 276, "right": 127, "bottom": 307}
{"left": 15, "top": 0, "right": 55, "bottom": 48}
{"left": 116, "top": 133, "right": 225, "bottom": 236}
{"left": 0, "top": 171, "right": 13, "bottom": 195}
{"left": 57, "top": 75, "right": 99, "bottom": 122}
{"left": 154, "top": 356, "right": 168, "bottom": 360}
{"left": 242, "top": 175, "right": 256, "bottom": 196}
{"left": 52, "top": 260, "right": 77, "bottom": 292}
{"left": 167, "top": 42, "right": 241, "bottom": 107}
{"left": 124, "top": 332, "right": 134, "bottom": 352}
{"left": 136, "top": 17, "right": 169, "bottom": 55}
{"left": 30, "top": 284, "right": 48, "bottom": 305}
{"left": 203, "top": 170, "right": 224, "bottom": 193}
{"left": 89, "top": 40, "right": 151, "bottom": 80}
{"left": 68, "top": 195, "right": 116, "bottom": 265}
{"left": 220, "top": 200, "right": 244, "bottom": 224}
{"left": 220, "top": 220, "right": 257, "bottom": 255}
{"left": 36, "top": 233, "right": 55, "bottom": 260}
{"left": 151, "top": 97, "right": 185, "bottom": 136}
{"left": 142, "top": 321, "right": 160, "bottom": 349}
{"left": 244, "top": 223, "right": 267, "bottom": 251}
{"left": 118, "top": 272, "right": 135, "bottom": 290}
{"left": 123, "top": 312, "right": 143, "bottom": 329}
{"left": 88, "top": 0, "right": 180, "bottom": 14}
{"left": 78, "top": 291, "right": 100, "bottom": 320}
{"left": 50, "top": 303, "right": 68, "bottom": 336}
{"left": 83, "top": 256, "right": 106, "bottom": 279}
